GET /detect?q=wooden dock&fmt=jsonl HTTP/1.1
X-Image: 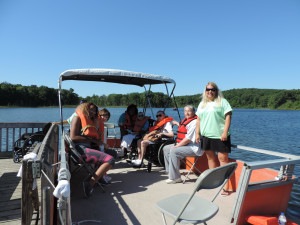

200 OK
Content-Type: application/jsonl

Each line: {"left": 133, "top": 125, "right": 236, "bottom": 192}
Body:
{"left": 0, "top": 158, "right": 22, "bottom": 224}
{"left": 0, "top": 124, "right": 59, "bottom": 225}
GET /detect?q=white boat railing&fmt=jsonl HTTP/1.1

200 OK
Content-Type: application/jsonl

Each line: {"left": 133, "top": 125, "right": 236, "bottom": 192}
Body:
{"left": 57, "top": 132, "right": 72, "bottom": 225}
{"left": 230, "top": 144, "right": 300, "bottom": 225}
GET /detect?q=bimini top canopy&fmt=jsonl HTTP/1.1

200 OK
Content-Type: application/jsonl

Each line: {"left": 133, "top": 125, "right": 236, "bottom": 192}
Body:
{"left": 59, "top": 68, "right": 176, "bottom": 88}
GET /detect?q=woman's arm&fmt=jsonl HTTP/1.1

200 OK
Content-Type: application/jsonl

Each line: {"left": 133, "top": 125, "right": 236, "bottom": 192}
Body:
{"left": 157, "top": 122, "right": 174, "bottom": 138}
{"left": 172, "top": 137, "right": 191, "bottom": 148}
{"left": 172, "top": 120, "right": 179, "bottom": 126}
{"left": 221, "top": 112, "right": 232, "bottom": 141}
{"left": 70, "top": 116, "right": 99, "bottom": 145}
{"left": 195, "top": 117, "right": 201, "bottom": 143}
{"left": 157, "top": 130, "right": 174, "bottom": 139}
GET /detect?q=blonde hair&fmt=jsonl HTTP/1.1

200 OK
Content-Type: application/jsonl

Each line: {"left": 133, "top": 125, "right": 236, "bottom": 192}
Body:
{"left": 200, "top": 82, "right": 223, "bottom": 108}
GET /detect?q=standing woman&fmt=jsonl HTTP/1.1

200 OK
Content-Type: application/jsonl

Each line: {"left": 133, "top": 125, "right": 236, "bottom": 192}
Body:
{"left": 196, "top": 82, "right": 233, "bottom": 195}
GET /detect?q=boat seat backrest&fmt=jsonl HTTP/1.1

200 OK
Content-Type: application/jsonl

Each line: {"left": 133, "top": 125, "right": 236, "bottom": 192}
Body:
{"left": 195, "top": 162, "right": 238, "bottom": 191}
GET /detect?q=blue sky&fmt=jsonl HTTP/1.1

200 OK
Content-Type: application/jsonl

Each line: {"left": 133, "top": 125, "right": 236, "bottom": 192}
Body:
{"left": 0, "top": 0, "right": 299, "bottom": 97}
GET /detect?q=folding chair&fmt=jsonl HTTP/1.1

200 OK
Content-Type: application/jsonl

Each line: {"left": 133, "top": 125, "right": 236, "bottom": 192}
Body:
{"left": 63, "top": 131, "right": 105, "bottom": 193}
{"left": 104, "top": 123, "right": 118, "bottom": 147}
{"left": 181, "top": 156, "right": 202, "bottom": 184}
{"left": 156, "top": 162, "right": 237, "bottom": 225}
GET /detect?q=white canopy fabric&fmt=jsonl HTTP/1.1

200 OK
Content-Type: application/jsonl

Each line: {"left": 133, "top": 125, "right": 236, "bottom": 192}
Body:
{"left": 59, "top": 68, "right": 176, "bottom": 87}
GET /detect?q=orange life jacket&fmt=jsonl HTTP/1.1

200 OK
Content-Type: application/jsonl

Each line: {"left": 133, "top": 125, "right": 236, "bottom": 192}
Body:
{"left": 123, "top": 111, "right": 137, "bottom": 131}
{"left": 176, "top": 115, "right": 197, "bottom": 143}
{"left": 75, "top": 109, "right": 103, "bottom": 140}
{"left": 133, "top": 116, "right": 150, "bottom": 132}
{"left": 149, "top": 117, "right": 173, "bottom": 132}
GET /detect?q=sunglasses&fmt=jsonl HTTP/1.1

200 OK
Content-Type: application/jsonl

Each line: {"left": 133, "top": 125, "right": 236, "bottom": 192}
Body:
{"left": 156, "top": 114, "right": 163, "bottom": 118}
{"left": 206, "top": 88, "right": 216, "bottom": 92}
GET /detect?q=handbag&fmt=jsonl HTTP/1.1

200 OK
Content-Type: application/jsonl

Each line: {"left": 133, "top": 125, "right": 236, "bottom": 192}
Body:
{"left": 142, "top": 130, "right": 161, "bottom": 142}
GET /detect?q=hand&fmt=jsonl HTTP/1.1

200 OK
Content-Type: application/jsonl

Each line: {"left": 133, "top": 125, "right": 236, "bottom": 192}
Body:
{"left": 90, "top": 137, "right": 100, "bottom": 145}
{"left": 155, "top": 133, "right": 161, "bottom": 138}
{"left": 196, "top": 134, "right": 201, "bottom": 144}
{"left": 170, "top": 145, "right": 177, "bottom": 149}
{"left": 221, "top": 133, "right": 228, "bottom": 141}
{"left": 172, "top": 121, "right": 179, "bottom": 126}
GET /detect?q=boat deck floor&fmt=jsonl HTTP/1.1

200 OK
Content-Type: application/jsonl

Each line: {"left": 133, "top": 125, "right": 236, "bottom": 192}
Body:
{"left": 70, "top": 157, "right": 236, "bottom": 225}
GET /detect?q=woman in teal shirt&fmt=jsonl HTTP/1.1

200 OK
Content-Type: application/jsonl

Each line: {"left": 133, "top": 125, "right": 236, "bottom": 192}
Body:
{"left": 196, "top": 81, "right": 232, "bottom": 196}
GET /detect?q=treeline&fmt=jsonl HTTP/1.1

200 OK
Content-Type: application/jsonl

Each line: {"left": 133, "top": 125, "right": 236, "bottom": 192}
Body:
{"left": 0, "top": 82, "right": 79, "bottom": 106}
{"left": 1, "top": 82, "right": 300, "bottom": 110}
{"left": 85, "top": 92, "right": 170, "bottom": 108}
{"left": 176, "top": 89, "right": 300, "bottom": 110}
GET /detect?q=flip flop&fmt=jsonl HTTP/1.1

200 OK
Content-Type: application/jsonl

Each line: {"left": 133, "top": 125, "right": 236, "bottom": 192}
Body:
{"left": 221, "top": 189, "right": 231, "bottom": 197}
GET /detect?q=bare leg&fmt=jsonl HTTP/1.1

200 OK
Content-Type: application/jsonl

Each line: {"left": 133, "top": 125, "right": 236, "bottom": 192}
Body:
{"left": 137, "top": 139, "right": 142, "bottom": 159}
{"left": 205, "top": 150, "right": 218, "bottom": 169}
{"left": 218, "top": 152, "right": 230, "bottom": 193}
{"left": 139, "top": 140, "right": 150, "bottom": 160}
{"left": 89, "top": 163, "right": 112, "bottom": 189}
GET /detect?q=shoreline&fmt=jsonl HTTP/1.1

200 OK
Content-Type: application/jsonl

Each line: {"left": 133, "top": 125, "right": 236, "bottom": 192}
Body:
{"left": 0, "top": 106, "right": 299, "bottom": 111}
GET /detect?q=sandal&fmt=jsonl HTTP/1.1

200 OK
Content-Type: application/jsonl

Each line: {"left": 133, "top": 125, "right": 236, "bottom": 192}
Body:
{"left": 221, "top": 188, "right": 231, "bottom": 197}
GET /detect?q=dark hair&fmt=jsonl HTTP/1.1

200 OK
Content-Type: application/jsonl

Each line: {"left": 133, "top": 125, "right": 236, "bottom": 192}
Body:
{"left": 127, "top": 104, "right": 138, "bottom": 115}
{"left": 99, "top": 108, "right": 111, "bottom": 119}
{"left": 80, "top": 99, "right": 87, "bottom": 104}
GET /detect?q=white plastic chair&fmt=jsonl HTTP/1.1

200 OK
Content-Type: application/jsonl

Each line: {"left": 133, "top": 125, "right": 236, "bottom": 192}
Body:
{"left": 104, "top": 123, "right": 118, "bottom": 147}
{"left": 156, "top": 162, "right": 237, "bottom": 225}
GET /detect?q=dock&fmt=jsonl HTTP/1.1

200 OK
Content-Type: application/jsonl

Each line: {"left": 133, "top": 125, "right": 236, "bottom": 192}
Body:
{"left": 0, "top": 158, "right": 22, "bottom": 224}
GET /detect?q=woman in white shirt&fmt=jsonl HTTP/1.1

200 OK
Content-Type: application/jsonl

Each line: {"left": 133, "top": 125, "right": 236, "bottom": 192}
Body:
{"left": 132, "top": 110, "right": 174, "bottom": 167}
{"left": 163, "top": 105, "right": 203, "bottom": 184}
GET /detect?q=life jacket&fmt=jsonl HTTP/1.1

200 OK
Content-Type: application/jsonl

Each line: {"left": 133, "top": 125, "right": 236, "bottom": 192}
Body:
{"left": 176, "top": 115, "right": 197, "bottom": 143}
{"left": 123, "top": 111, "right": 137, "bottom": 131}
{"left": 149, "top": 117, "right": 173, "bottom": 132}
{"left": 133, "top": 116, "right": 150, "bottom": 132}
{"left": 75, "top": 109, "right": 103, "bottom": 140}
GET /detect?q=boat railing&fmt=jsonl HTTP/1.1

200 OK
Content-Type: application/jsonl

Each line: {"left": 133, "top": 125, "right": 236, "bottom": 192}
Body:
{"left": 0, "top": 122, "right": 47, "bottom": 158}
{"left": 230, "top": 144, "right": 300, "bottom": 225}
{"left": 56, "top": 130, "right": 72, "bottom": 225}
{"left": 20, "top": 123, "right": 60, "bottom": 225}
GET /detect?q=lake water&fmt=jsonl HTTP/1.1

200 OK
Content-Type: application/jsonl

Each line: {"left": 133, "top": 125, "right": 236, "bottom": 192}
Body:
{"left": 1, "top": 107, "right": 300, "bottom": 222}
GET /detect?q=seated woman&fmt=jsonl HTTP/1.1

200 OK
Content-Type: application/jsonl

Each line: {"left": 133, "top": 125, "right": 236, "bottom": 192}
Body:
{"left": 118, "top": 104, "right": 138, "bottom": 136}
{"left": 163, "top": 105, "right": 203, "bottom": 184}
{"left": 70, "top": 102, "right": 115, "bottom": 198}
{"left": 118, "top": 104, "right": 138, "bottom": 157}
{"left": 98, "top": 108, "right": 118, "bottom": 159}
{"left": 120, "top": 111, "right": 150, "bottom": 155}
{"left": 132, "top": 110, "right": 174, "bottom": 167}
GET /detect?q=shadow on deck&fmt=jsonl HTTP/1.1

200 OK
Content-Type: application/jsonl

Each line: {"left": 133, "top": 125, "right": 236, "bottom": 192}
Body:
{"left": 0, "top": 160, "right": 22, "bottom": 223}
{"left": 70, "top": 159, "right": 235, "bottom": 225}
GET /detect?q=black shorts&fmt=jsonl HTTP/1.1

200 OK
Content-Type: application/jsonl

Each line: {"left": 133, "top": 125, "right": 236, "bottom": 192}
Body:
{"left": 202, "top": 136, "right": 231, "bottom": 153}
